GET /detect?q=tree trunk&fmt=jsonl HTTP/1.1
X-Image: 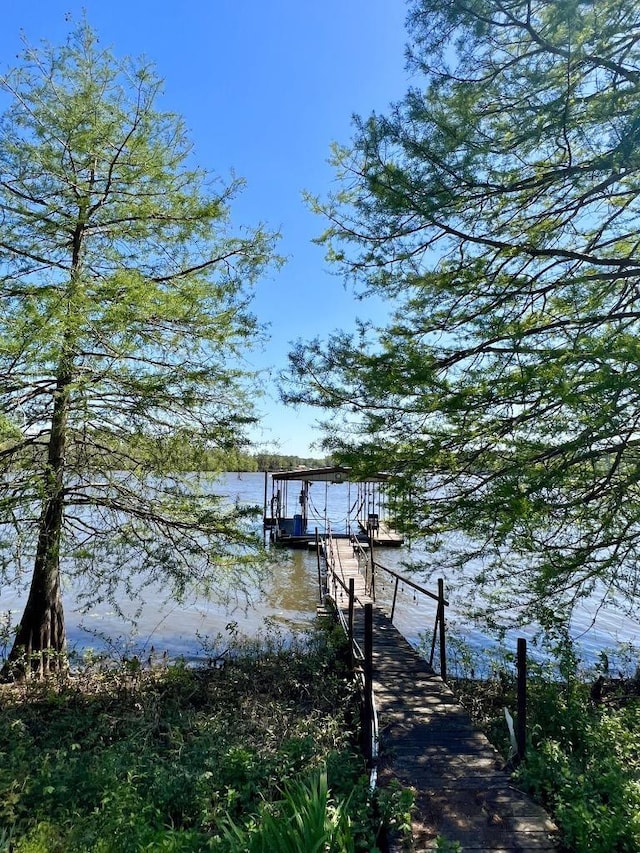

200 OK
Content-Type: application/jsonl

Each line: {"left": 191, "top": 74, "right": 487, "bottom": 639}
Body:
{"left": 4, "top": 370, "right": 70, "bottom": 678}
{"left": 7, "top": 500, "right": 66, "bottom": 676}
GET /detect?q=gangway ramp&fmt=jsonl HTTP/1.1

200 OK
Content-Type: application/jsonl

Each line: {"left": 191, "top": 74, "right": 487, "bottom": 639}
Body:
{"left": 326, "top": 537, "right": 372, "bottom": 609}
{"left": 322, "top": 535, "right": 558, "bottom": 851}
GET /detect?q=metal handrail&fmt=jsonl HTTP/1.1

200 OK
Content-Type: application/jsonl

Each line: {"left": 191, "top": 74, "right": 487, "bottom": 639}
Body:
{"left": 350, "top": 534, "right": 379, "bottom": 601}
{"left": 321, "top": 533, "right": 379, "bottom": 787}
{"left": 352, "top": 539, "right": 449, "bottom": 605}
{"left": 351, "top": 539, "right": 449, "bottom": 680}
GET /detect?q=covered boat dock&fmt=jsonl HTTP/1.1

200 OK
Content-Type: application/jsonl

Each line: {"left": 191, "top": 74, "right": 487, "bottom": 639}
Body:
{"left": 262, "top": 465, "right": 403, "bottom": 547}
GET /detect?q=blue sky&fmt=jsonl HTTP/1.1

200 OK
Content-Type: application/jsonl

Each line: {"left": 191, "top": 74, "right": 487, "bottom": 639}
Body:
{"left": 0, "top": 1, "right": 410, "bottom": 457}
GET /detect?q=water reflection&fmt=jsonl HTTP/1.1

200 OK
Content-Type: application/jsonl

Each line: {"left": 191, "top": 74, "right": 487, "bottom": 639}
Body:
{"left": 367, "top": 547, "right": 640, "bottom": 671}
{"left": 264, "top": 548, "right": 320, "bottom": 612}
{"left": 1, "top": 471, "right": 639, "bottom": 667}
{"left": 1, "top": 550, "right": 321, "bottom": 662}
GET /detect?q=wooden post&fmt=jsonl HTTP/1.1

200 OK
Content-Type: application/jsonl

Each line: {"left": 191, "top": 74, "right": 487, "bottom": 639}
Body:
{"left": 517, "top": 637, "right": 527, "bottom": 762}
{"left": 363, "top": 603, "right": 373, "bottom": 765}
{"left": 348, "top": 578, "right": 355, "bottom": 669}
{"left": 438, "top": 578, "right": 446, "bottom": 681}
{"left": 315, "top": 527, "right": 322, "bottom": 602}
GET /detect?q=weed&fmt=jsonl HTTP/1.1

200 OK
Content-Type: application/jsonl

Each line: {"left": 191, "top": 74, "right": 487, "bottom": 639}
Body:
{"left": 434, "top": 837, "right": 462, "bottom": 852}
{"left": 0, "top": 619, "right": 407, "bottom": 852}
{"left": 219, "top": 767, "right": 355, "bottom": 852}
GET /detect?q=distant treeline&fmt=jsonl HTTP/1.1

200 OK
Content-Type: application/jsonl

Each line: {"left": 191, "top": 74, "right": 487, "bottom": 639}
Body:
{"left": 147, "top": 446, "right": 332, "bottom": 473}
{"left": 122, "top": 439, "right": 332, "bottom": 473}
{"left": 2, "top": 431, "right": 330, "bottom": 474}
{"left": 250, "top": 453, "right": 333, "bottom": 472}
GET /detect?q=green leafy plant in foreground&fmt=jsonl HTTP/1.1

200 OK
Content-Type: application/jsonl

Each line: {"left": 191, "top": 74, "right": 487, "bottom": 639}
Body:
{"left": 0, "top": 623, "right": 406, "bottom": 852}
{"left": 518, "top": 683, "right": 640, "bottom": 853}
{"left": 434, "top": 837, "right": 462, "bottom": 853}
{"left": 219, "top": 768, "right": 354, "bottom": 852}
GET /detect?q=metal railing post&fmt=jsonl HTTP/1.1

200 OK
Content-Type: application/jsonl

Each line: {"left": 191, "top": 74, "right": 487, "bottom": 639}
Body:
{"left": 315, "top": 527, "right": 322, "bottom": 602}
{"left": 517, "top": 637, "right": 527, "bottom": 762}
{"left": 364, "top": 603, "right": 373, "bottom": 766}
{"left": 390, "top": 576, "right": 400, "bottom": 622}
{"left": 369, "top": 536, "right": 376, "bottom": 601}
{"left": 348, "top": 578, "right": 355, "bottom": 669}
{"left": 438, "top": 578, "right": 446, "bottom": 681}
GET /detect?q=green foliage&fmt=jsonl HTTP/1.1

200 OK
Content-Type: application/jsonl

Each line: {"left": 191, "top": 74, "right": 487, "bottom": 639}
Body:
{"left": 374, "top": 780, "right": 414, "bottom": 845}
{"left": 518, "top": 686, "right": 640, "bottom": 853}
{"left": 283, "top": 0, "right": 640, "bottom": 633}
{"left": 0, "top": 623, "right": 402, "bottom": 852}
{"left": 219, "top": 768, "right": 355, "bottom": 852}
{"left": 434, "top": 838, "right": 462, "bottom": 853}
{"left": 0, "top": 18, "right": 281, "bottom": 662}
{"left": 253, "top": 452, "right": 333, "bottom": 472}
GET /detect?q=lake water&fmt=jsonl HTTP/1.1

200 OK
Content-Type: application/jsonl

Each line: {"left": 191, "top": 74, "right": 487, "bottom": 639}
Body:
{"left": 2, "top": 471, "right": 639, "bottom": 671}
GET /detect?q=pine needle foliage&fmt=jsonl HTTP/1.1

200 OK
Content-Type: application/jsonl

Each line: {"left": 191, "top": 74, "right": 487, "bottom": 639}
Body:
{"left": 0, "top": 20, "right": 280, "bottom": 671}
{"left": 284, "top": 0, "right": 640, "bottom": 632}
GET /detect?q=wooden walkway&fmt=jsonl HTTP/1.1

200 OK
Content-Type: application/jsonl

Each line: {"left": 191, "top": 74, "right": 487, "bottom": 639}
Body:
{"left": 327, "top": 538, "right": 558, "bottom": 852}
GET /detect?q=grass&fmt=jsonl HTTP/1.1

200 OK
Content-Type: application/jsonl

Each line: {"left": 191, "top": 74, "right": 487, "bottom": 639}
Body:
{"left": 0, "top": 620, "right": 409, "bottom": 853}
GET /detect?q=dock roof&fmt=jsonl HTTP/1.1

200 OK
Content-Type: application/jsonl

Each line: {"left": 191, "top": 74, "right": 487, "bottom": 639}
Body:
{"left": 270, "top": 465, "right": 390, "bottom": 483}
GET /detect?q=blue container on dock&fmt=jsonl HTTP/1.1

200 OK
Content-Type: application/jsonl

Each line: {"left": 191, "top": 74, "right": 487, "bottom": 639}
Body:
{"left": 293, "top": 514, "right": 303, "bottom": 536}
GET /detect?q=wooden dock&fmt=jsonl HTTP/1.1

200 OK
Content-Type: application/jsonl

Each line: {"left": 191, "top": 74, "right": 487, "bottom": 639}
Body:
{"left": 357, "top": 519, "right": 404, "bottom": 546}
{"left": 326, "top": 538, "right": 558, "bottom": 851}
